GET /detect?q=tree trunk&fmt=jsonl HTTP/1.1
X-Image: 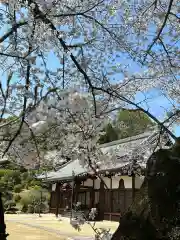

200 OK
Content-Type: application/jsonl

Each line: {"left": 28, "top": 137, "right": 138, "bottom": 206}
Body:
{"left": 0, "top": 192, "right": 8, "bottom": 240}
{"left": 112, "top": 146, "right": 180, "bottom": 240}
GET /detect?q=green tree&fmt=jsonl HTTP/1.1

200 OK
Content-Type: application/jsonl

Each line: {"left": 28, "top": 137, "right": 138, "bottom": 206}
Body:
{"left": 99, "top": 110, "right": 155, "bottom": 144}
{"left": 116, "top": 110, "right": 155, "bottom": 139}
{"left": 20, "top": 188, "right": 50, "bottom": 214}
{"left": 98, "top": 123, "right": 119, "bottom": 144}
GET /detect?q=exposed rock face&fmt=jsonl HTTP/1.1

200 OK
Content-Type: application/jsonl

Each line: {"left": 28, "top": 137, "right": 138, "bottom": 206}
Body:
{"left": 112, "top": 146, "right": 180, "bottom": 240}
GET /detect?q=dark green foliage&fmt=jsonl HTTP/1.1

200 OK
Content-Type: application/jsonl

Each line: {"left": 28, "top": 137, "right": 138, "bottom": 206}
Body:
{"left": 0, "top": 164, "right": 45, "bottom": 213}
{"left": 14, "top": 194, "right": 21, "bottom": 202}
{"left": 14, "top": 184, "right": 23, "bottom": 193}
{"left": 4, "top": 200, "right": 16, "bottom": 211}
{"left": 30, "top": 179, "right": 42, "bottom": 187}
{"left": 99, "top": 123, "right": 119, "bottom": 144}
{"left": 20, "top": 188, "right": 50, "bottom": 213}
{"left": 117, "top": 110, "right": 155, "bottom": 139}
{"left": 21, "top": 205, "right": 28, "bottom": 213}
{"left": 99, "top": 110, "right": 155, "bottom": 144}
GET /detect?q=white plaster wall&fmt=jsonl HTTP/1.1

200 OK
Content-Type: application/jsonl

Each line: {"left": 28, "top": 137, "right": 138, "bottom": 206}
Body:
{"left": 102, "top": 177, "right": 111, "bottom": 189}
{"left": 83, "top": 178, "right": 93, "bottom": 187}
{"left": 82, "top": 178, "right": 101, "bottom": 189}
{"left": 112, "top": 176, "right": 121, "bottom": 188}
{"left": 93, "top": 176, "right": 133, "bottom": 189}
{"left": 52, "top": 183, "right": 56, "bottom": 191}
{"left": 120, "top": 176, "right": 132, "bottom": 188}
{"left": 94, "top": 178, "right": 100, "bottom": 189}
{"left": 82, "top": 175, "right": 144, "bottom": 189}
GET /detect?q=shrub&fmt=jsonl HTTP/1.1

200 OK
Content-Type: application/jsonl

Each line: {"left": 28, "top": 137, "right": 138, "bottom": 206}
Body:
{"left": 0, "top": 169, "right": 13, "bottom": 178}
{"left": 19, "top": 190, "right": 32, "bottom": 207}
{"left": 29, "top": 185, "right": 42, "bottom": 191}
{"left": 14, "top": 194, "right": 21, "bottom": 202}
{"left": 19, "top": 188, "right": 50, "bottom": 213}
{"left": 3, "top": 170, "right": 21, "bottom": 185}
{"left": 27, "top": 204, "right": 34, "bottom": 213}
{"left": 21, "top": 172, "right": 29, "bottom": 180}
{"left": 29, "top": 180, "right": 42, "bottom": 187}
{"left": 4, "top": 200, "right": 16, "bottom": 210}
{"left": 14, "top": 184, "right": 23, "bottom": 193}
{"left": 21, "top": 205, "right": 28, "bottom": 213}
{"left": 40, "top": 202, "right": 49, "bottom": 213}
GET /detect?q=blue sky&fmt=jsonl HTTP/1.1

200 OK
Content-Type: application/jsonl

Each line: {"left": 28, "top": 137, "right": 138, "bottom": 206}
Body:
{"left": 0, "top": 3, "right": 179, "bottom": 137}
{"left": 1, "top": 49, "right": 179, "bottom": 136}
{"left": 42, "top": 50, "right": 180, "bottom": 136}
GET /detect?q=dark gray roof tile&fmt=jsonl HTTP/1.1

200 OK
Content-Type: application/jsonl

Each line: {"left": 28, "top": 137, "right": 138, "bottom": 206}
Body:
{"left": 39, "top": 131, "right": 172, "bottom": 181}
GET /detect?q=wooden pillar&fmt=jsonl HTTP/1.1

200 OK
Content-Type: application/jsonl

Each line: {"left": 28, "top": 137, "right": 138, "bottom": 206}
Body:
{"left": 119, "top": 179, "right": 125, "bottom": 214}
{"left": 110, "top": 176, "right": 113, "bottom": 221}
{"left": 49, "top": 192, "right": 52, "bottom": 209}
{"left": 99, "top": 180, "right": 105, "bottom": 220}
{"left": 74, "top": 180, "right": 80, "bottom": 204}
{"left": 49, "top": 184, "right": 53, "bottom": 209}
{"left": 132, "top": 174, "right": 135, "bottom": 202}
{"left": 90, "top": 178, "right": 95, "bottom": 208}
{"left": 70, "top": 178, "right": 75, "bottom": 219}
{"left": 55, "top": 182, "right": 60, "bottom": 217}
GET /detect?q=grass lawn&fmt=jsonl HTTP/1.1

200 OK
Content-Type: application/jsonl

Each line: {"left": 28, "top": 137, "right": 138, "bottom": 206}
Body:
{"left": 7, "top": 222, "right": 66, "bottom": 240}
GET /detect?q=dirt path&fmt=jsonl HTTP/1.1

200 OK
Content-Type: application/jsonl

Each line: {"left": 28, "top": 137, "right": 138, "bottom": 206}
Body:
{"left": 7, "top": 221, "right": 66, "bottom": 240}
{"left": 6, "top": 219, "right": 94, "bottom": 240}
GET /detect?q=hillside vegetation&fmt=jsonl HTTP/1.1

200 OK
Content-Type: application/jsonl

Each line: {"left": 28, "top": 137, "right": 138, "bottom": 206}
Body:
{"left": 0, "top": 163, "right": 49, "bottom": 214}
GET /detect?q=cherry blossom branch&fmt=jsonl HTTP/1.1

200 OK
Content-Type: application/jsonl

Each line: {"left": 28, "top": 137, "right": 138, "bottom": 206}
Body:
{"left": 0, "top": 72, "right": 13, "bottom": 119}
{"left": 0, "top": 117, "right": 20, "bottom": 129}
{"left": 158, "top": 37, "right": 175, "bottom": 68}
{"left": 0, "top": 52, "right": 25, "bottom": 59}
{"left": 141, "top": 0, "right": 158, "bottom": 16}
{"left": 0, "top": 21, "right": 27, "bottom": 43}
{"left": 31, "top": 1, "right": 177, "bottom": 141}
{"left": 66, "top": 38, "right": 96, "bottom": 48}
{"left": 2, "top": 62, "right": 30, "bottom": 157}
{"left": 51, "top": 0, "right": 104, "bottom": 17}
{"left": 145, "top": 0, "right": 174, "bottom": 59}
{"left": 93, "top": 86, "right": 177, "bottom": 140}
{"left": 24, "top": 120, "right": 41, "bottom": 166}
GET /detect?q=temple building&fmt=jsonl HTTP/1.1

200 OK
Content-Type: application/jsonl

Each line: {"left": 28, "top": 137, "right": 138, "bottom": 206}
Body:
{"left": 39, "top": 131, "right": 172, "bottom": 221}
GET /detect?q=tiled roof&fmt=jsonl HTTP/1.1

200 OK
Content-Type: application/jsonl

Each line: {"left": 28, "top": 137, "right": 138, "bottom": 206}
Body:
{"left": 38, "top": 159, "right": 88, "bottom": 182}
{"left": 39, "top": 131, "right": 172, "bottom": 182}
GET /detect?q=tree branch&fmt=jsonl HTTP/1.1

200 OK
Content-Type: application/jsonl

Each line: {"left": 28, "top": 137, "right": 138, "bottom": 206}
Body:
{"left": 2, "top": 62, "right": 30, "bottom": 157}
{"left": 0, "top": 21, "right": 27, "bottom": 43}
{"left": 144, "top": 0, "right": 174, "bottom": 59}
{"left": 27, "top": 0, "right": 177, "bottom": 142}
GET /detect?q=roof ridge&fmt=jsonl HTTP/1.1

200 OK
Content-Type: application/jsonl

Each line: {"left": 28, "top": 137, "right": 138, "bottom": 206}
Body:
{"left": 99, "top": 131, "right": 154, "bottom": 148}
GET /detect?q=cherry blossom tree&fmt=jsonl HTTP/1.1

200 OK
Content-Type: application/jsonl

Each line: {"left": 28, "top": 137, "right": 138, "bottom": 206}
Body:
{"left": 0, "top": 0, "right": 179, "bottom": 145}
{"left": 0, "top": 0, "right": 179, "bottom": 239}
